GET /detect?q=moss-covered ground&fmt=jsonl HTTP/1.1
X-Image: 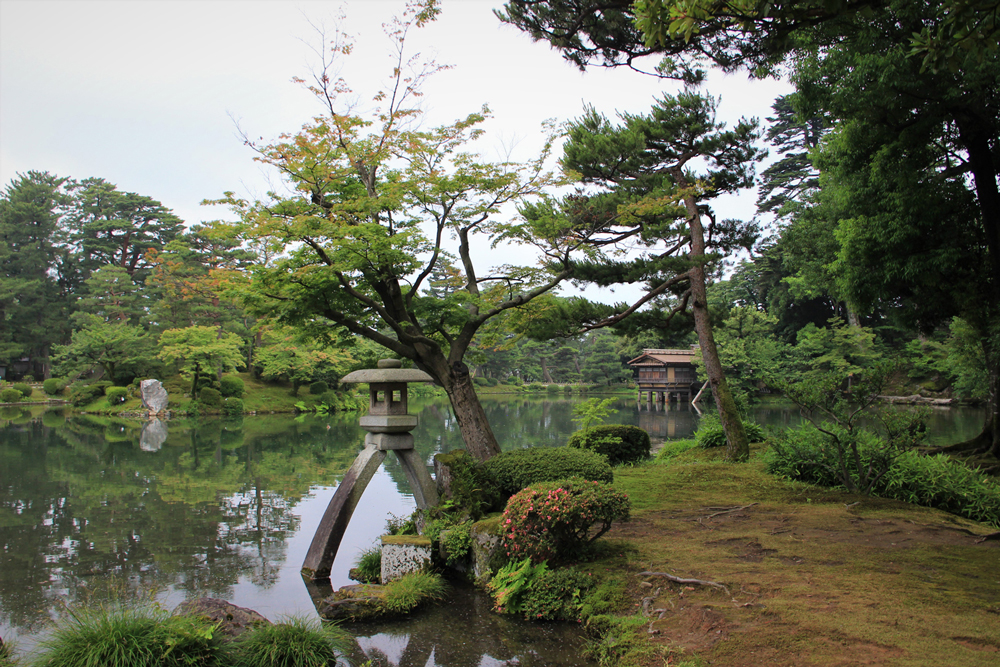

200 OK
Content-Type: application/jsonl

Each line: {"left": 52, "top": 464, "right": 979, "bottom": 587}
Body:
{"left": 599, "top": 444, "right": 1000, "bottom": 667}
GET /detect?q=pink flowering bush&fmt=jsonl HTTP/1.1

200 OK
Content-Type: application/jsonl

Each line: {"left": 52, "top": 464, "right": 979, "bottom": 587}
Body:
{"left": 501, "top": 478, "right": 630, "bottom": 563}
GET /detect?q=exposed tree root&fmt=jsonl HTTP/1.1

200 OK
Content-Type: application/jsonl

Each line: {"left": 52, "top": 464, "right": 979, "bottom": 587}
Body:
{"left": 702, "top": 503, "right": 758, "bottom": 519}
{"left": 974, "top": 532, "right": 1000, "bottom": 544}
{"left": 638, "top": 571, "right": 731, "bottom": 596}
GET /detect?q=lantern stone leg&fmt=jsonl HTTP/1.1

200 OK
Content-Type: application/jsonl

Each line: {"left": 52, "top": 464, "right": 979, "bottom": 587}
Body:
{"left": 301, "top": 444, "right": 387, "bottom": 581}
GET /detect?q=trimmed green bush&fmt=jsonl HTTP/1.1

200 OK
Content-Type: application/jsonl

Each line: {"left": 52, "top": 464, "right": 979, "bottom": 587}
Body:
{"left": 222, "top": 397, "right": 245, "bottom": 416}
{"left": 488, "top": 559, "right": 594, "bottom": 621}
{"left": 43, "top": 378, "right": 64, "bottom": 395}
{"left": 13, "top": 383, "right": 31, "bottom": 399}
{"left": 483, "top": 446, "right": 614, "bottom": 499}
{"left": 546, "top": 384, "right": 560, "bottom": 393}
{"left": 309, "top": 380, "right": 329, "bottom": 395}
{"left": 501, "top": 478, "right": 630, "bottom": 562}
{"left": 225, "top": 616, "right": 352, "bottom": 667}
{"left": 486, "top": 377, "right": 499, "bottom": 386}
{"left": 473, "top": 377, "right": 488, "bottom": 386}
{"left": 526, "top": 382, "right": 545, "bottom": 391}
{"left": 32, "top": 605, "right": 221, "bottom": 667}
{"left": 568, "top": 425, "right": 651, "bottom": 465}
{"left": 68, "top": 381, "right": 113, "bottom": 407}
{"left": 105, "top": 387, "right": 128, "bottom": 406}
{"left": 0, "top": 388, "right": 21, "bottom": 403}
{"left": 198, "top": 387, "right": 222, "bottom": 408}
{"left": 220, "top": 375, "right": 244, "bottom": 398}
{"left": 510, "top": 376, "right": 523, "bottom": 386}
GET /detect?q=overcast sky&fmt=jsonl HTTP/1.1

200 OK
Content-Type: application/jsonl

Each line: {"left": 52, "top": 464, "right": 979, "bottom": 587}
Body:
{"left": 1, "top": 0, "right": 790, "bottom": 291}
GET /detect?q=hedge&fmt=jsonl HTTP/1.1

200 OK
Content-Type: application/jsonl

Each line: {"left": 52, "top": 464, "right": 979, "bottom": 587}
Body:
{"left": 482, "top": 446, "right": 614, "bottom": 500}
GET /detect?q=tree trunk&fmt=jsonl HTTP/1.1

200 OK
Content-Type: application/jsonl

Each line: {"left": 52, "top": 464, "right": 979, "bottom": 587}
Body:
{"left": 438, "top": 361, "right": 502, "bottom": 462}
{"left": 541, "top": 357, "right": 554, "bottom": 384}
{"left": 681, "top": 190, "right": 749, "bottom": 462}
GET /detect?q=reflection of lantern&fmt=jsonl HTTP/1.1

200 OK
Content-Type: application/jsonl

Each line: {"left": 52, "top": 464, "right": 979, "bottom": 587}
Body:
{"left": 301, "top": 359, "right": 439, "bottom": 582}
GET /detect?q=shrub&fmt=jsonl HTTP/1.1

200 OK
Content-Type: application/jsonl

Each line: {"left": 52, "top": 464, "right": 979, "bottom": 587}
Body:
{"left": 501, "top": 478, "right": 630, "bottom": 562}
{"left": 546, "top": 384, "right": 560, "bottom": 393}
{"left": 488, "top": 558, "right": 594, "bottom": 621}
{"left": 198, "top": 387, "right": 222, "bottom": 408}
{"left": 309, "top": 380, "right": 329, "bottom": 395}
{"left": 105, "top": 387, "right": 128, "bottom": 406}
{"left": 225, "top": 616, "right": 351, "bottom": 667}
{"left": 220, "top": 375, "right": 244, "bottom": 398}
{"left": 483, "top": 446, "right": 614, "bottom": 499}
{"left": 876, "top": 452, "right": 1000, "bottom": 527}
{"left": 33, "top": 605, "right": 221, "bottom": 667}
{"left": 510, "top": 376, "right": 523, "bottom": 386}
{"left": 43, "top": 378, "right": 64, "bottom": 395}
{"left": 0, "top": 388, "right": 21, "bottom": 403}
{"left": 473, "top": 377, "right": 488, "bottom": 386}
{"left": 352, "top": 545, "right": 382, "bottom": 583}
{"left": 486, "top": 377, "right": 499, "bottom": 387}
{"left": 381, "top": 572, "right": 447, "bottom": 613}
{"left": 68, "top": 381, "right": 113, "bottom": 407}
{"left": 13, "top": 383, "right": 32, "bottom": 399}
{"left": 568, "top": 425, "right": 650, "bottom": 465}
{"left": 433, "top": 449, "right": 498, "bottom": 518}
{"left": 527, "top": 382, "right": 545, "bottom": 391}
{"left": 222, "top": 397, "right": 245, "bottom": 417}
{"left": 695, "top": 414, "right": 764, "bottom": 448}
{"left": 440, "top": 521, "right": 473, "bottom": 566}
{"left": 655, "top": 439, "right": 698, "bottom": 461}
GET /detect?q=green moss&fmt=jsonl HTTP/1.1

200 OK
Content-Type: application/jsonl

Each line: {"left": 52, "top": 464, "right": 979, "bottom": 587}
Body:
{"left": 380, "top": 534, "right": 431, "bottom": 546}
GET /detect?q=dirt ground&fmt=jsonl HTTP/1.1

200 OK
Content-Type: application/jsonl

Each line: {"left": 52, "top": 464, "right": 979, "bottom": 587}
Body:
{"left": 609, "top": 454, "right": 1000, "bottom": 667}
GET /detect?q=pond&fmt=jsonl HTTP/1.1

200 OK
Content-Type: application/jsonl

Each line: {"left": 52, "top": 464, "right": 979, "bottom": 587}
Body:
{"left": 0, "top": 396, "right": 986, "bottom": 663}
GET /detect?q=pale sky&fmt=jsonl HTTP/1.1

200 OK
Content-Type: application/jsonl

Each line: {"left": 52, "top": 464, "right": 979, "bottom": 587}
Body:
{"left": 1, "top": 0, "right": 790, "bottom": 293}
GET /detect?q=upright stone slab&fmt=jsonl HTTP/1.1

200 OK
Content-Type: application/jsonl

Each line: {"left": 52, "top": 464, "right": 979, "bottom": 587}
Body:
{"left": 140, "top": 379, "right": 169, "bottom": 414}
{"left": 380, "top": 535, "right": 432, "bottom": 583}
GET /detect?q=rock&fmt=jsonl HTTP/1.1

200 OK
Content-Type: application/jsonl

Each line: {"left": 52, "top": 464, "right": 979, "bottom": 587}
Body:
{"left": 470, "top": 516, "right": 505, "bottom": 586}
{"left": 140, "top": 379, "right": 169, "bottom": 414}
{"left": 380, "top": 535, "right": 432, "bottom": 583}
{"left": 172, "top": 598, "right": 270, "bottom": 638}
{"left": 317, "top": 584, "right": 385, "bottom": 621}
{"left": 140, "top": 418, "right": 168, "bottom": 452}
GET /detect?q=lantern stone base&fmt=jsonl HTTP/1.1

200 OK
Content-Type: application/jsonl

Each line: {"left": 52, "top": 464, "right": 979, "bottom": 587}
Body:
{"left": 365, "top": 432, "right": 414, "bottom": 450}
{"left": 381, "top": 535, "right": 432, "bottom": 583}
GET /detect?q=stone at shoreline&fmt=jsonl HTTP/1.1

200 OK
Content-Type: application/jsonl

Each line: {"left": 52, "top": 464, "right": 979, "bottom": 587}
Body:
{"left": 317, "top": 583, "right": 385, "bottom": 621}
{"left": 470, "top": 516, "right": 505, "bottom": 586}
{"left": 140, "top": 379, "right": 169, "bottom": 414}
{"left": 172, "top": 598, "right": 270, "bottom": 638}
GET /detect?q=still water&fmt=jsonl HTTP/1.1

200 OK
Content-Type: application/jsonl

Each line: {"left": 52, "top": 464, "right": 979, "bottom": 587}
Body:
{"left": 0, "top": 396, "right": 986, "bottom": 663}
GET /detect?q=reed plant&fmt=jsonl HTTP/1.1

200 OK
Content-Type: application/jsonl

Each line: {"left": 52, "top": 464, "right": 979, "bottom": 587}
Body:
{"left": 381, "top": 572, "right": 447, "bottom": 613}
{"left": 224, "top": 617, "right": 351, "bottom": 667}
{"left": 32, "top": 604, "right": 220, "bottom": 667}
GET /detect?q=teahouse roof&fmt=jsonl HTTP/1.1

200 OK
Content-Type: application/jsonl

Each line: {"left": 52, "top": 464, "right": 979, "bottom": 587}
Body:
{"left": 627, "top": 348, "right": 696, "bottom": 367}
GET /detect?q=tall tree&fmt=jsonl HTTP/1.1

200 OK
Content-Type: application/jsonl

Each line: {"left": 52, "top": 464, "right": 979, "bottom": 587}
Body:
{"left": 0, "top": 172, "right": 73, "bottom": 376}
{"left": 216, "top": 3, "right": 596, "bottom": 461}
{"left": 546, "top": 91, "right": 764, "bottom": 460}
{"left": 65, "top": 178, "right": 184, "bottom": 282}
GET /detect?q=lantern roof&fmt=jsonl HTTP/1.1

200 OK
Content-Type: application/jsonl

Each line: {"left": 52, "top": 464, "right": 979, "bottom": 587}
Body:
{"left": 340, "top": 359, "right": 434, "bottom": 384}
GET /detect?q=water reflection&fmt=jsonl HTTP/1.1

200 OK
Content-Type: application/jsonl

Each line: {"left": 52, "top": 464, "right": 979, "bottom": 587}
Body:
{"left": 0, "top": 397, "right": 987, "bottom": 663}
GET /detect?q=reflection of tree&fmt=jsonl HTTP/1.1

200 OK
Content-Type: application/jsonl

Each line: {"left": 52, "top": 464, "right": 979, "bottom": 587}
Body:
{"left": 0, "top": 413, "right": 363, "bottom": 633}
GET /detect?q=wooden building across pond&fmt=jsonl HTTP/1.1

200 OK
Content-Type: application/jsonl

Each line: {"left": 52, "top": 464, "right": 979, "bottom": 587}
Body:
{"left": 627, "top": 348, "right": 702, "bottom": 404}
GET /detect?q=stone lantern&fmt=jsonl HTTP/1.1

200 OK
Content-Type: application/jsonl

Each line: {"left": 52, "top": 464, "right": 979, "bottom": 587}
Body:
{"left": 301, "top": 359, "right": 439, "bottom": 581}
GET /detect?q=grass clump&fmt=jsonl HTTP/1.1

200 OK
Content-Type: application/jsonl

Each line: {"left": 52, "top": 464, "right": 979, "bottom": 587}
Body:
{"left": 655, "top": 439, "right": 699, "bottom": 461}
{"left": 351, "top": 545, "right": 382, "bottom": 584}
{"left": 381, "top": 572, "right": 447, "bottom": 613}
{"left": 695, "top": 414, "right": 764, "bottom": 448}
{"left": 224, "top": 616, "right": 351, "bottom": 667}
{"left": 32, "top": 604, "right": 221, "bottom": 667}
